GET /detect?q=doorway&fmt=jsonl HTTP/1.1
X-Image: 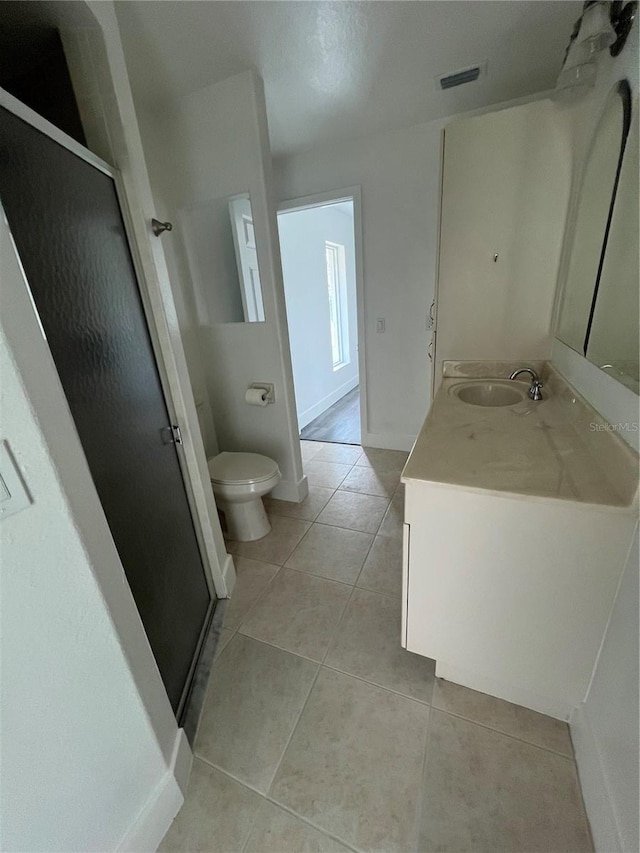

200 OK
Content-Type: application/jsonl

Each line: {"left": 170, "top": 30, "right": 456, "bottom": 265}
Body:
{"left": 277, "top": 190, "right": 364, "bottom": 446}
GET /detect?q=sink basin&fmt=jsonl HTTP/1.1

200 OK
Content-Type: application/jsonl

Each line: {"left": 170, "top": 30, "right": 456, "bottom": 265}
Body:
{"left": 450, "top": 380, "right": 526, "bottom": 408}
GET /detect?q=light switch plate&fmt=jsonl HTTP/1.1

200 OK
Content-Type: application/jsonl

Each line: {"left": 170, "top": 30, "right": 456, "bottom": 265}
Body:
{"left": 0, "top": 440, "right": 32, "bottom": 521}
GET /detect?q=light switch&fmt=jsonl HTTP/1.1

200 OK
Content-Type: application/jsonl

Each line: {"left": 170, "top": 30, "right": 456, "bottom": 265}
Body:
{"left": 376, "top": 318, "right": 385, "bottom": 333}
{"left": 0, "top": 441, "right": 32, "bottom": 521}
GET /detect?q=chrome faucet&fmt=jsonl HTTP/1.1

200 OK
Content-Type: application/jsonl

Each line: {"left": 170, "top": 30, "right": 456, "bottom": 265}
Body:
{"left": 509, "top": 367, "right": 543, "bottom": 401}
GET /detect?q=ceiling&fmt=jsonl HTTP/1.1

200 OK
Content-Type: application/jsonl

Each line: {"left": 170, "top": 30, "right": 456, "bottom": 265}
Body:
{"left": 116, "top": 1, "right": 581, "bottom": 158}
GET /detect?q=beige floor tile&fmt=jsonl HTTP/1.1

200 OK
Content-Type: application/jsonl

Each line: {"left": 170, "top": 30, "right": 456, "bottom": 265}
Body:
{"left": 316, "top": 490, "right": 389, "bottom": 534}
{"left": 196, "top": 635, "right": 318, "bottom": 792}
{"left": 244, "top": 800, "right": 352, "bottom": 853}
{"left": 239, "top": 569, "right": 351, "bottom": 661}
{"left": 222, "top": 557, "right": 280, "bottom": 631}
{"left": 215, "top": 627, "right": 234, "bottom": 660}
{"left": 158, "top": 759, "right": 262, "bottom": 852}
{"left": 325, "top": 588, "right": 434, "bottom": 703}
{"left": 432, "top": 679, "right": 574, "bottom": 756}
{"left": 285, "top": 523, "right": 373, "bottom": 584}
{"left": 356, "top": 447, "right": 409, "bottom": 473}
{"left": 339, "top": 464, "right": 399, "bottom": 498}
{"left": 304, "top": 459, "right": 352, "bottom": 489}
{"left": 270, "top": 668, "right": 429, "bottom": 853}
{"left": 263, "top": 486, "right": 334, "bottom": 522}
{"left": 418, "top": 710, "right": 592, "bottom": 853}
{"left": 226, "top": 515, "right": 311, "bottom": 565}
{"left": 300, "top": 440, "right": 326, "bottom": 462}
{"left": 357, "top": 535, "right": 403, "bottom": 598}
{"left": 313, "top": 443, "right": 363, "bottom": 465}
{"left": 377, "top": 490, "right": 404, "bottom": 540}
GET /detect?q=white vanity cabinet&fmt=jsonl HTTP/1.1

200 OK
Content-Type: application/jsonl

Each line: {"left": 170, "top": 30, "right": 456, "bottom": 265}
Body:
{"left": 402, "top": 480, "right": 635, "bottom": 720}
{"left": 401, "top": 372, "right": 639, "bottom": 721}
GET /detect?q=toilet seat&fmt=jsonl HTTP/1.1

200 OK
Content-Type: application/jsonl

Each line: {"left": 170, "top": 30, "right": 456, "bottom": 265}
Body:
{"left": 208, "top": 451, "right": 279, "bottom": 486}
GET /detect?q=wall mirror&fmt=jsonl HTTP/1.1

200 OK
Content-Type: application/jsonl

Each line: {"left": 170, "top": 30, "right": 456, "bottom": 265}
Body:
{"left": 180, "top": 191, "right": 266, "bottom": 324}
{"left": 556, "top": 80, "right": 638, "bottom": 394}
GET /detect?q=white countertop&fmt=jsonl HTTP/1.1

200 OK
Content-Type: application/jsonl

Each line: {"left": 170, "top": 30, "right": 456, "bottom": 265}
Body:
{"left": 402, "top": 369, "right": 638, "bottom": 508}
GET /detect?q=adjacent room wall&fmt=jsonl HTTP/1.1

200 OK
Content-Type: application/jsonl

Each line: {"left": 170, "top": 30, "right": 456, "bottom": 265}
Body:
{"left": 137, "top": 71, "right": 306, "bottom": 501}
{"left": 278, "top": 202, "right": 358, "bottom": 430}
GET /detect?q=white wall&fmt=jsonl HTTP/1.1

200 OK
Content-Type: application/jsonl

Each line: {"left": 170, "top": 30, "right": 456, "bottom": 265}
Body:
{"left": 273, "top": 92, "right": 557, "bottom": 450}
{"left": 137, "top": 71, "right": 306, "bottom": 502}
{"left": 0, "top": 210, "right": 183, "bottom": 852}
{"left": 274, "top": 121, "right": 440, "bottom": 450}
{"left": 571, "top": 527, "right": 639, "bottom": 853}
{"left": 278, "top": 203, "right": 358, "bottom": 429}
{"left": 435, "top": 98, "right": 572, "bottom": 384}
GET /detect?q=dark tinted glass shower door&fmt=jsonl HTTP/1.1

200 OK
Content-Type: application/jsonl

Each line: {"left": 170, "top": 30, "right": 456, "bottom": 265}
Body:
{"left": 0, "top": 106, "right": 213, "bottom": 715}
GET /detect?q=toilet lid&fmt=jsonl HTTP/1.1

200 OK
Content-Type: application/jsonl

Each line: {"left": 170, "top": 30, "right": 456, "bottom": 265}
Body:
{"left": 208, "top": 451, "right": 280, "bottom": 485}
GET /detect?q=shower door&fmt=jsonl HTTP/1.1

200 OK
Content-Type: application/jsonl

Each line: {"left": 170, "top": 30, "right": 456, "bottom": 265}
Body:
{"left": 0, "top": 103, "right": 213, "bottom": 716}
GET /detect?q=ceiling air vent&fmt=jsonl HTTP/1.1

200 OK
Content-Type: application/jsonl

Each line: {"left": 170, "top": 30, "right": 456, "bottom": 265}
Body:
{"left": 437, "top": 62, "right": 486, "bottom": 91}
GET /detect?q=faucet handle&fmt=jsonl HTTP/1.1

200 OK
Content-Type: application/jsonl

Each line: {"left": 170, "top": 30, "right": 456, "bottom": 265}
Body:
{"left": 529, "top": 380, "right": 544, "bottom": 401}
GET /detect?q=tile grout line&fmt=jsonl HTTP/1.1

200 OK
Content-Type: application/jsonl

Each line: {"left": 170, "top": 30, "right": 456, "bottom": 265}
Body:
{"left": 319, "top": 661, "right": 435, "bottom": 708}
{"left": 215, "top": 634, "right": 575, "bottom": 763}
{"left": 262, "top": 660, "right": 323, "bottom": 796}
{"left": 412, "top": 704, "right": 433, "bottom": 853}
{"left": 200, "top": 755, "right": 362, "bottom": 853}
{"left": 430, "top": 705, "right": 578, "bottom": 760}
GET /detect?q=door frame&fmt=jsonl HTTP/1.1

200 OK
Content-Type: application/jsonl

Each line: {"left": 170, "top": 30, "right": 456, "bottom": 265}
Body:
{"left": 0, "top": 86, "right": 228, "bottom": 602}
{"left": 277, "top": 186, "right": 368, "bottom": 443}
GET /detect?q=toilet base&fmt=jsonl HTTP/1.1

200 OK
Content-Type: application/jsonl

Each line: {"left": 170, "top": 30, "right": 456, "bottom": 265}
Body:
{"left": 218, "top": 496, "right": 271, "bottom": 542}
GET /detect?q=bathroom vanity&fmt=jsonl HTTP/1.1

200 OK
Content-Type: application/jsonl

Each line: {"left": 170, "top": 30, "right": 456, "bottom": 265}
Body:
{"left": 401, "top": 363, "right": 638, "bottom": 720}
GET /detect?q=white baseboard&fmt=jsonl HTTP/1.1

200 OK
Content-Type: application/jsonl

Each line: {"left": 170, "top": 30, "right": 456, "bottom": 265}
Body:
{"left": 297, "top": 376, "right": 359, "bottom": 430}
{"left": 116, "top": 729, "right": 191, "bottom": 852}
{"left": 221, "top": 552, "right": 236, "bottom": 597}
{"left": 360, "top": 431, "right": 417, "bottom": 452}
{"left": 171, "top": 729, "right": 194, "bottom": 797}
{"left": 571, "top": 703, "right": 622, "bottom": 853}
{"left": 271, "top": 474, "right": 309, "bottom": 503}
{"left": 435, "top": 660, "right": 574, "bottom": 721}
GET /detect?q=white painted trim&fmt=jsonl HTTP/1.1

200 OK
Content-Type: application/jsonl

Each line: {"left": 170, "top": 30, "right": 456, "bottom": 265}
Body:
{"left": 435, "top": 661, "right": 575, "bottom": 722}
{"left": 0, "top": 87, "right": 114, "bottom": 177}
{"left": 170, "top": 729, "right": 193, "bottom": 797}
{"left": 271, "top": 474, "right": 310, "bottom": 503}
{"left": 278, "top": 187, "right": 358, "bottom": 213}
{"left": 116, "top": 729, "right": 191, "bottom": 853}
{"left": 571, "top": 704, "right": 622, "bottom": 853}
{"left": 297, "top": 375, "right": 359, "bottom": 430}
{"left": 552, "top": 339, "right": 640, "bottom": 452}
{"left": 221, "top": 553, "right": 237, "bottom": 597}
{"left": 277, "top": 186, "right": 368, "bottom": 444}
{"left": 361, "top": 431, "right": 417, "bottom": 452}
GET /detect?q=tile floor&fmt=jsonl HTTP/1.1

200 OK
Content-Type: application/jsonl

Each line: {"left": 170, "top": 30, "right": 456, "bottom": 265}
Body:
{"left": 161, "top": 441, "right": 593, "bottom": 853}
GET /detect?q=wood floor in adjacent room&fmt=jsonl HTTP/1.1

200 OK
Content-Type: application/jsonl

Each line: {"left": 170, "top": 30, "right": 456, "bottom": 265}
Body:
{"left": 299, "top": 386, "right": 360, "bottom": 445}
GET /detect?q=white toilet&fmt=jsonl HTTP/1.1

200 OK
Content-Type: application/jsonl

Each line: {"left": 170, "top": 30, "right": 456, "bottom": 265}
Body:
{"left": 208, "top": 451, "right": 281, "bottom": 541}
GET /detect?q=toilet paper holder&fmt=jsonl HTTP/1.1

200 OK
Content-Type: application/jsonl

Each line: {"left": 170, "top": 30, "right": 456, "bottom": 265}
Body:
{"left": 249, "top": 382, "right": 275, "bottom": 404}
